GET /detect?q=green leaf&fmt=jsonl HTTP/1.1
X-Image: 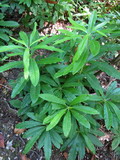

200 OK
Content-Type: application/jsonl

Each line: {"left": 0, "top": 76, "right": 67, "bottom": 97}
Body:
{"left": 70, "top": 94, "right": 89, "bottom": 105}
{"left": 9, "top": 99, "right": 22, "bottom": 109}
{"left": 54, "top": 63, "right": 73, "bottom": 78}
{"left": 72, "top": 49, "right": 89, "bottom": 74}
{"left": 85, "top": 73, "right": 103, "bottom": 94}
{"left": 33, "top": 44, "right": 63, "bottom": 53}
{"left": 71, "top": 110, "right": 90, "bottom": 129}
{"left": 54, "top": 37, "right": 74, "bottom": 45}
{"left": 0, "top": 45, "right": 23, "bottom": 52}
{"left": 112, "top": 137, "right": 120, "bottom": 150}
{"left": 89, "top": 40, "right": 100, "bottom": 56}
{"left": 19, "top": 31, "right": 29, "bottom": 47}
{"left": 94, "top": 21, "right": 107, "bottom": 30}
{"left": 23, "top": 132, "right": 41, "bottom": 154}
{"left": 29, "top": 58, "right": 40, "bottom": 86}
{"left": 88, "top": 10, "right": 97, "bottom": 33}
{"left": 63, "top": 111, "right": 71, "bottom": 137}
{"left": 23, "top": 48, "right": 30, "bottom": 79}
{"left": 16, "top": 121, "right": 41, "bottom": 129}
{"left": 46, "top": 109, "right": 66, "bottom": 131}
{"left": 30, "top": 22, "right": 37, "bottom": 45}
{"left": 104, "top": 103, "right": 112, "bottom": 130}
{"left": 0, "top": 21, "right": 19, "bottom": 27}
{"left": 38, "top": 57, "right": 63, "bottom": 65}
{"left": 68, "top": 18, "right": 87, "bottom": 32}
{"left": 73, "top": 35, "right": 89, "bottom": 62}
{"left": 83, "top": 135, "right": 95, "bottom": 154}
{"left": 108, "top": 101, "right": 120, "bottom": 121}
{"left": 41, "top": 75, "right": 57, "bottom": 86}
{"left": 30, "top": 83, "right": 40, "bottom": 104}
{"left": 0, "top": 61, "right": 23, "bottom": 73}
{"left": 23, "top": 126, "right": 44, "bottom": 138}
{"left": 92, "top": 61, "right": 120, "bottom": 79}
{"left": 95, "top": 30, "right": 107, "bottom": 37}
{"left": 73, "top": 106, "right": 99, "bottom": 115}
{"left": 39, "top": 94, "right": 66, "bottom": 105}
{"left": 10, "top": 37, "right": 26, "bottom": 46}
{"left": 88, "top": 134, "right": 103, "bottom": 147}
{"left": 44, "top": 132, "right": 52, "bottom": 160}
{"left": 11, "top": 77, "right": 27, "bottom": 98}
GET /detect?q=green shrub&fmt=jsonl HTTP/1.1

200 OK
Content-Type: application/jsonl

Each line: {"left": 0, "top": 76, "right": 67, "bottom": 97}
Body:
{"left": 0, "top": 11, "right": 120, "bottom": 160}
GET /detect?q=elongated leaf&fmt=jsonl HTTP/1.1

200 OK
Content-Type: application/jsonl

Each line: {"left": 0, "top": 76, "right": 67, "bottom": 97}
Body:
{"left": 70, "top": 94, "right": 89, "bottom": 105}
{"left": 16, "top": 121, "right": 41, "bottom": 129}
{"left": 23, "top": 126, "right": 44, "bottom": 138}
{"left": 68, "top": 18, "right": 87, "bottom": 32}
{"left": 23, "top": 132, "right": 41, "bottom": 154}
{"left": 0, "top": 61, "right": 23, "bottom": 73}
{"left": 39, "top": 94, "right": 66, "bottom": 105}
{"left": 30, "top": 22, "right": 37, "bottom": 45}
{"left": 108, "top": 101, "right": 120, "bottom": 120}
{"left": 112, "top": 137, "right": 120, "bottom": 150}
{"left": 73, "top": 106, "right": 99, "bottom": 115}
{"left": 72, "top": 49, "right": 89, "bottom": 74}
{"left": 38, "top": 57, "right": 63, "bottom": 65}
{"left": 104, "top": 103, "right": 112, "bottom": 130}
{"left": 0, "top": 45, "right": 23, "bottom": 52}
{"left": 95, "top": 30, "right": 107, "bottom": 37}
{"left": 44, "top": 132, "right": 52, "bottom": 160}
{"left": 19, "top": 31, "right": 28, "bottom": 46}
{"left": 46, "top": 109, "right": 66, "bottom": 131}
{"left": 92, "top": 61, "right": 120, "bottom": 79}
{"left": 54, "top": 63, "right": 73, "bottom": 78}
{"left": 0, "top": 21, "right": 19, "bottom": 27}
{"left": 85, "top": 74, "right": 103, "bottom": 94}
{"left": 88, "top": 134, "right": 103, "bottom": 147}
{"left": 10, "top": 37, "right": 26, "bottom": 46}
{"left": 63, "top": 111, "right": 71, "bottom": 137}
{"left": 23, "top": 48, "right": 30, "bottom": 79}
{"left": 88, "top": 11, "right": 97, "bottom": 33}
{"left": 33, "top": 44, "right": 63, "bottom": 52}
{"left": 54, "top": 37, "right": 73, "bottom": 45}
{"left": 89, "top": 40, "right": 100, "bottom": 56}
{"left": 94, "top": 21, "right": 107, "bottom": 30}
{"left": 73, "top": 35, "right": 89, "bottom": 62}
{"left": 29, "top": 58, "right": 40, "bottom": 86}
{"left": 30, "top": 83, "right": 40, "bottom": 104}
{"left": 83, "top": 135, "right": 95, "bottom": 154}
{"left": 11, "top": 77, "right": 27, "bottom": 98}
{"left": 41, "top": 75, "right": 57, "bottom": 86}
{"left": 71, "top": 110, "right": 90, "bottom": 129}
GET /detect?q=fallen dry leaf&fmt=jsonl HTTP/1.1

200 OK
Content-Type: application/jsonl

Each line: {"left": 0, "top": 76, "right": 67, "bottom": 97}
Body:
{"left": 20, "top": 154, "right": 31, "bottom": 160}
{"left": 0, "top": 77, "right": 6, "bottom": 88}
{"left": 91, "top": 155, "right": 95, "bottom": 160}
{"left": 63, "top": 152, "right": 68, "bottom": 159}
{"left": 0, "top": 133, "right": 5, "bottom": 148}
{"left": 14, "top": 128, "right": 26, "bottom": 134}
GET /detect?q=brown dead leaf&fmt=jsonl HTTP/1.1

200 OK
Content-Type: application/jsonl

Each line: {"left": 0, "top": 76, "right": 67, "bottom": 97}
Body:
{"left": 86, "top": 148, "right": 90, "bottom": 153}
{"left": 0, "top": 77, "right": 6, "bottom": 88}
{"left": 0, "top": 133, "right": 5, "bottom": 148}
{"left": 14, "top": 128, "right": 26, "bottom": 134}
{"left": 63, "top": 152, "right": 68, "bottom": 159}
{"left": 91, "top": 155, "right": 95, "bottom": 160}
{"left": 20, "top": 154, "right": 30, "bottom": 160}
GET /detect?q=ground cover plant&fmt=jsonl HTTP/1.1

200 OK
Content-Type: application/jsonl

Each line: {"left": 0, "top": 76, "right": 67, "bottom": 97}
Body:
{"left": 0, "top": 0, "right": 120, "bottom": 159}
{"left": 0, "top": 9, "right": 120, "bottom": 159}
